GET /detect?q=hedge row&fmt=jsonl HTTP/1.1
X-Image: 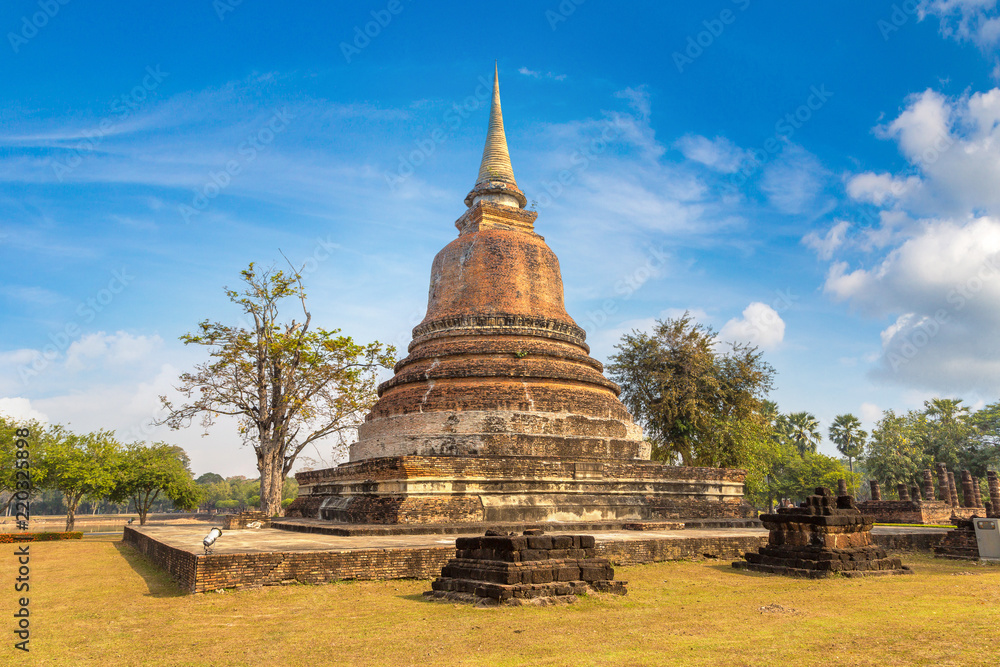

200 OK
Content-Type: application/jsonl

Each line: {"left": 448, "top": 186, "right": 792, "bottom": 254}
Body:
{"left": 0, "top": 531, "right": 84, "bottom": 543}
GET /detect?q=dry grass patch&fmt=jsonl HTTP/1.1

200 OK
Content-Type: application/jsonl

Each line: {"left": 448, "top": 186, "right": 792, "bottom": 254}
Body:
{"left": 2, "top": 539, "right": 997, "bottom": 666}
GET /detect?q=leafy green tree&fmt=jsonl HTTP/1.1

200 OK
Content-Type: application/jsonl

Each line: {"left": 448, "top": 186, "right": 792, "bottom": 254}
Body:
{"left": 863, "top": 410, "right": 924, "bottom": 493}
{"left": 110, "top": 443, "right": 201, "bottom": 525}
{"left": 829, "top": 413, "right": 867, "bottom": 492}
{"left": 38, "top": 429, "right": 121, "bottom": 531}
{"left": 912, "top": 398, "right": 975, "bottom": 471}
{"left": 157, "top": 263, "right": 395, "bottom": 517}
{"left": 785, "top": 412, "right": 821, "bottom": 456}
{"left": 968, "top": 401, "right": 1000, "bottom": 477}
{"left": 608, "top": 312, "right": 775, "bottom": 472}
{"left": 0, "top": 417, "right": 53, "bottom": 514}
{"left": 195, "top": 472, "right": 225, "bottom": 485}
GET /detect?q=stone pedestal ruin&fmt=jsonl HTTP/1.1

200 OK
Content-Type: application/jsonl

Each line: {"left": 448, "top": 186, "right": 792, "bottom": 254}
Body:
{"left": 733, "top": 487, "right": 911, "bottom": 578}
{"left": 285, "top": 67, "right": 752, "bottom": 527}
{"left": 934, "top": 517, "right": 982, "bottom": 560}
{"left": 425, "top": 530, "right": 625, "bottom": 606}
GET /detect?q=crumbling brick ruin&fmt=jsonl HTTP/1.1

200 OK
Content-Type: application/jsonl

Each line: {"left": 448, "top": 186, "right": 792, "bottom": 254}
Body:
{"left": 733, "top": 487, "right": 912, "bottom": 578}
{"left": 934, "top": 517, "right": 981, "bottom": 560}
{"left": 425, "top": 530, "right": 625, "bottom": 606}
{"left": 857, "top": 466, "right": 992, "bottom": 525}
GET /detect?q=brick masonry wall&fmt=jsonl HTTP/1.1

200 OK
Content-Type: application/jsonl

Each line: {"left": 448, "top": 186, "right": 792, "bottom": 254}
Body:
{"left": 122, "top": 528, "right": 946, "bottom": 593}
{"left": 857, "top": 500, "right": 983, "bottom": 525}
{"left": 123, "top": 527, "right": 199, "bottom": 592}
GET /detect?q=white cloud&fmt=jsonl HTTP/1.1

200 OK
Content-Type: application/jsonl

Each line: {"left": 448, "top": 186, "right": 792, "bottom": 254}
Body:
{"left": 518, "top": 67, "right": 567, "bottom": 81}
{"left": 760, "top": 147, "right": 828, "bottom": 215}
{"left": 824, "top": 215, "right": 1000, "bottom": 392}
{"left": 803, "top": 220, "right": 851, "bottom": 260}
{"left": 846, "top": 172, "right": 919, "bottom": 206}
{"left": 0, "top": 397, "right": 49, "bottom": 424}
{"left": 674, "top": 135, "right": 747, "bottom": 173}
{"left": 859, "top": 402, "right": 882, "bottom": 426}
{"left": 849, "top": 89, "right": 1000, "bottom": 218}
{"left": 719, "top": 302, "right": 785, "bottom": 350}
{"left": 65, "top": 331, "right": 163, "bottom": 372}
{"left": 923, "top": 0, "right": 1000, "bottom": 50}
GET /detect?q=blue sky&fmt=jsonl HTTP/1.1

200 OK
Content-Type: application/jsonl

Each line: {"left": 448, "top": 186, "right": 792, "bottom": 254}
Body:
{"left": 3, "top": 1, "right": 1000, "bottom": 477}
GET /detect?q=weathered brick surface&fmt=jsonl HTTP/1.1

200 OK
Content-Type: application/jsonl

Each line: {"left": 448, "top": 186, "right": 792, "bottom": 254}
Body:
{"left": 428, "top": 531, "right": 625, "bottom": 604}
{"left": 287, "top": 454, "right": 753, "bottom": 525}
{"left": 734, "top": 488, "right": 912, "bottom": 578}
{"left": 857, "top": 500, "right": 956, "bottom": 525}
{"left": 934, "top": 517, "right": 981, "bottom": 560}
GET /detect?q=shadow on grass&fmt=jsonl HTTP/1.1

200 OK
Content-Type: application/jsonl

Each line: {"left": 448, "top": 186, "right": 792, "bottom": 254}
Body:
{"left": 113, "top": 541, "right": 188, "bottom": 598}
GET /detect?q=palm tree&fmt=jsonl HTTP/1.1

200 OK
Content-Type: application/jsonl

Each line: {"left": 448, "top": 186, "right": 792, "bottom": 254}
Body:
{"left": 829, "top": 413, "right": 866, "bottom": 493}
{"left": 786, "top": 411, "right": 821, "bottom": 456}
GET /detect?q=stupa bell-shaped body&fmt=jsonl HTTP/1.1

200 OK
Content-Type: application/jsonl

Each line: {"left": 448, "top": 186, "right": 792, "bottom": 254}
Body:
{"left": 350, "top": 66, "right": 645, "bottom": 463}
{"left": 287, "top": 67, "right": 751, "bottom": 526}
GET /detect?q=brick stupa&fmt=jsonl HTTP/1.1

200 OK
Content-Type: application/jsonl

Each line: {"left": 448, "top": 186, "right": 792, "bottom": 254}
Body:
{"left": 286, "top": 66, "right": 752, "bottom": 526}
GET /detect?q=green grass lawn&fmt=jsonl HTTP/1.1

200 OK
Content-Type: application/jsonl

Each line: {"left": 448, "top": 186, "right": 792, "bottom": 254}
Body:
{"left": 4, "top": 538, "right": 998, "bottom": 666}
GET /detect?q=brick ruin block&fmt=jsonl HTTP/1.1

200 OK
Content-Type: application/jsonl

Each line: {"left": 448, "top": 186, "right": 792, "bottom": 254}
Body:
{"left": 837, "top": 479, "right": 848, "bottom": 496}
{"left": 989, "top": 472, "right": 1000, "bottom": 518}
{"left": 973, "top": 478, "right": 983, "bottom": 508}
{"left": 911, "top": 485, "right": 921, "bottom": 502}
{"left": 733, "top": 487, "right": 912, "bottom": 579}
{"left": 937, "top": 463, "right": 950, "bottom": 502}
{"left": 961, "top": 471, "right": 976, "bottom": 508}
{"left": 897, "top": 484, "right": 910, "bottom": 502}
{"left": 923, "top": 469, "right": 936, "bottom": 502}
{"left": 934, "top": 517, "right": 981, "bottom": 560}
{"left": 948, "top": 472, "right": 960, "bottom": 508}
{"left": 870, "top": 480, "right": 882, "bottom": 501}
{"left": 425, "top": 530, "right": 626, "bottom": 606}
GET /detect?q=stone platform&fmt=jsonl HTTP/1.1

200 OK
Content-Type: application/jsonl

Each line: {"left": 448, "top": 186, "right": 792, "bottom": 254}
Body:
{"left": 287, "top": 455, "right": 754, "bottom": 525}
{"left": 122, "top": 523, "right": 946, "bottom": 593}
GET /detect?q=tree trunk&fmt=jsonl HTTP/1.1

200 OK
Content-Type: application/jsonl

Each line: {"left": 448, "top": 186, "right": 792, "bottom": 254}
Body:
{"left": 65, "top": 492, "right": 83, "bottom": 532}
{"left": 258, "top": 452, "right": 285, "bottom": 517}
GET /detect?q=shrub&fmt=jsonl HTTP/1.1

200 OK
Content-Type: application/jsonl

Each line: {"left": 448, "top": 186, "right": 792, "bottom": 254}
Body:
{"left": 0, "top": 532, "right": 83, "bottom": 543}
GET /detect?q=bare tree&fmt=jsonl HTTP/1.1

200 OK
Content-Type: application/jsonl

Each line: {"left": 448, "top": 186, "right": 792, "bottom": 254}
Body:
{"left": 157, "top": 263, "right": 395, "bottom": 516}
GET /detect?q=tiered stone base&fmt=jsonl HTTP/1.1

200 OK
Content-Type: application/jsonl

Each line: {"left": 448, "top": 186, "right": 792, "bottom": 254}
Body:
{"left": 733, "top": 487, "right": 912, "bottom": 579}
{"left": 733, "top": 544, "right": 909, "bottom": 578}
{"left": 934, "top": 517, "right": 981, "bottom": 560}
{"left": 425, "top": 531, "right": 626, "bottom": 606}
{"left": 287, "top": 455, "right": 752, "bottom": 525}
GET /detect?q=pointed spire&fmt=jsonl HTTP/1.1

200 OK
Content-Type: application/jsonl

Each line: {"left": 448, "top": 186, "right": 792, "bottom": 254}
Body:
{"left": 477, "top": 62, "right": 516, "bottom": 185}
{"left": 465, "top": 63, "right": 527, "bottom": 209}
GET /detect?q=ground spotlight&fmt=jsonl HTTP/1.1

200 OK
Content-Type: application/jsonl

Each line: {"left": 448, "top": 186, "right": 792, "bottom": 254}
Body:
{"left": 203, "top": 527, "right": 223, "bottom": 554}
